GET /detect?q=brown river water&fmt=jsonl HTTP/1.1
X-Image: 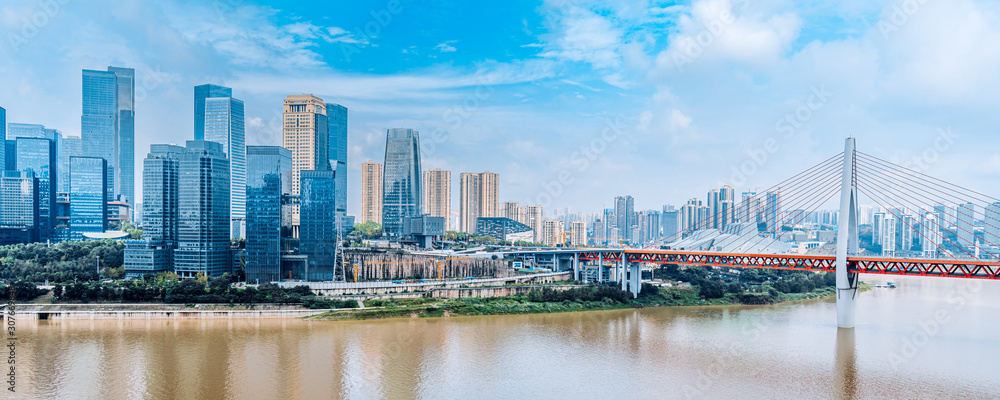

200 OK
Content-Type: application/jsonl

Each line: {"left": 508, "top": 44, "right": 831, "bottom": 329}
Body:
{"left": 7, "top": 275, "right": 1000, "bottom": 399}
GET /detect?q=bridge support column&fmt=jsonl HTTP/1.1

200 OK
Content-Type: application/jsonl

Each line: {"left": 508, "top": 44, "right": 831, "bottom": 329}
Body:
{"left": 598, "top": 252, "right": 603, "bottom": 283}
{"left": 573, "top": 253, "right": 579, "bottom": 281}
{"left": 621, "top": 256, "right": 627, "bottom": 291}
{"left": 629, "top": 263, "right": 641, "bottom": 298}
{"left": 836, "top": 138, "right": 860, "bottom": 328}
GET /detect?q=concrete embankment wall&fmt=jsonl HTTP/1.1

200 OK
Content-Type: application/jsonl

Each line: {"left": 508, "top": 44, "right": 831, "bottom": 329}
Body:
{"left": 11, "top": 305, "right": 332, "bottom": 320}
{"left": 427, "top": 285, "right": 581, "bottom": 299}
{"left": 307, "top": 272, "right": 571, "bottom": 296}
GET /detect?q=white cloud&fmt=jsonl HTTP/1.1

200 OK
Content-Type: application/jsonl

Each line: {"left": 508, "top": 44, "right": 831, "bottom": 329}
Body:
{"left": 434, "top": 41, "right": 457, "bottom": 52}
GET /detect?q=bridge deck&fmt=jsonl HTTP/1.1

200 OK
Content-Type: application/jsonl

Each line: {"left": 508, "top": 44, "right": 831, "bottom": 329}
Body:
{"left": 573, "top": 250, "right": 1000, "bottom": 280}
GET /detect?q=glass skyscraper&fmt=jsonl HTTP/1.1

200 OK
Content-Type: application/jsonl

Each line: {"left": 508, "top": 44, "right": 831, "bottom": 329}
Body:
{"left": 300, "top": 170, "right": 337, "bottom": 281}
{"left": 0, "top": 106, "right": 5, "bottom": 170}
{"left": 0, "top": 171, "right": 38, "bottom": 244}
{"left": 195, "top": 84, "right": 245, "bottom": 238}
{"left": 15, "top": 137, "right": 56, "bottom": 241}
{"left": 124, "top": 144, "right": 183, "bottom": 278}
{"left": 69, "top": 157, "right": 107, "bottom": 240}
{"left": 327, "top": 103, "right": 348, "bottom": 213}
{"left": 173, "top": 140, "right": 231, "bottom": 278}
{"left": 246, "top": 145, "right": 292, "bottom": 283}
{"left": 58, "top": 136, "right": 82, "bottom": 193}
{"left": 381, "top": 128, "right": 422, "bottom": 238}
{"left": 82, "top": 66, "right": 134, "bottom": 205}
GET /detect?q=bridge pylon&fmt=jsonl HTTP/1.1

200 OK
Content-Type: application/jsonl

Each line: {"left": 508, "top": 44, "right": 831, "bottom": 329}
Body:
{"left": 836, "top": 138, "right": 860, "bottom": 328}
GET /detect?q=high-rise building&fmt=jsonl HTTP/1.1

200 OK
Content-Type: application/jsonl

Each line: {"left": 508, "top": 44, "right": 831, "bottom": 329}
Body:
{"left": 569, "top": 221, "right": 586, "bottom": 246}
{"left": 707, "top": 189, "right": 720, "bottom": 228}
{"left": 957, "top": 202, "right": 975, "bottom": 250}
{"left": 58, "top": 136, "right": 82, "bottom": 194}
{"left": 195, "top": 84, "right": 246, "bottom": 239}
{"left": 985, "top": 202, "right": 1000, "bottom": 250}
{"left": 681, "top": 198, "right": 703, "bottom": 232}
{"left": 381, "top": 128, "right": 421, "bottom": 238}
{"left": 459, "top": 171, "right": 499, "bottom": 233}
{"left": 0, "top": 106, "right": 4, "bottom": 151}
{"left": 300, "top": 170, "right": 337, "bottom": 281}
{"left": 173, "top": 141, "right": 230, "bottom": 278}
{"left": 661, "top": 206, "right": 681, "bottom": 241}
{"left": 881, "top": 213, "right": 897, "bottom": 257}
{"left": 614, "top": 196, "right": 634, "bottom": 241}
{"left": 283, "top": 95, "right": 328, "bottom": 197}
{"left": 15, "top": 137, "right": 56, "bottom": 242}
{"left": 82, "top": 66, "right": 134, "bottom": 205}
{"left": 0, "top": 171, "right": 38, "bottom": 244}
{"left": 542, "top": 219, "right": 564, "bottom": 246}
{"left": 124, "top": 144, "right": 183, "bottom": 278}
{"left": 245, "top": 146, "right": 293, "bottom": 283}
{"left": 502, "top": 201, "right": 523, "bottom": 223}
{"left": 69, "top": 157, "right": 107, "bottom": 240}
{"left": 922, "top": 213, "right": 942, "bottom": 258}
{"left": 423, "top": 168, "right": 451, "bottom": 220}
{"left": 524, "top": 205, "right": 543, "bottom": 242}
{"left": 740, "top": 191, "right": 759, "bottom": 225}
{"left": 459, "top": 173, "right": 480, "bottom": 233}
{"left": 360, "top": 161, "right": 383, "bottom": 224}
{"left": 194, "top": 84, "right": 233, "bottom": 138}
{"left": 764, "top": 190, "right": 781, "bottom": 233}
{"left": 327, "top": 103, "right": 348, "bottom": 213}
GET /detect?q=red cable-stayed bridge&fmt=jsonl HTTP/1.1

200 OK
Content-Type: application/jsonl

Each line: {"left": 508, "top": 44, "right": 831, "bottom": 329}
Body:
{"left": 501, "top": 138, "right": 1000, "bottom": 327}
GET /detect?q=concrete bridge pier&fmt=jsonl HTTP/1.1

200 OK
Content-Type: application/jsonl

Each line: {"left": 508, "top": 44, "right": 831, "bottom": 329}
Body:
{"left": 620, "top": 257, "right": 627, "bottom": 291}
{"left": 598, "top": 252, "right": 604, "bottom": 283}
{"left": 836, "top": 137, "right": 860, "bottom": 328}
{"left": 629, "top": 263, "right": 641, "bottom": 298}
{"left": 573, "top": 253, "right": 579, "bottom": 281}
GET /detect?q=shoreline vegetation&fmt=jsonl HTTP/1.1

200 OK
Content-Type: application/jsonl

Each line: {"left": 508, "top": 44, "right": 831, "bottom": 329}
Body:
{"left": 308, "top": 270, "right": 873, "bottom": 322}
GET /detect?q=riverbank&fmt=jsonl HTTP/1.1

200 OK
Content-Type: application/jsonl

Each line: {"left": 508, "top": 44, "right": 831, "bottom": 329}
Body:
{"left": 307, "top": 283, "right": 868, "bottom": 321}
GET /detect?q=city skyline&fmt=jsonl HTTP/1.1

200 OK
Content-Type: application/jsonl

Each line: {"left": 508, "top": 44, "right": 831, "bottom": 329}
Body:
{"left": 5, "top": 1, "right": 1000, "bottom": 218}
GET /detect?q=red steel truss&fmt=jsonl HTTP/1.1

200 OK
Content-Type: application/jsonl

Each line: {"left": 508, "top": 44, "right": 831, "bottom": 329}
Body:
{"left": 576, "top": 250, "right": 1000, "bottom": 280}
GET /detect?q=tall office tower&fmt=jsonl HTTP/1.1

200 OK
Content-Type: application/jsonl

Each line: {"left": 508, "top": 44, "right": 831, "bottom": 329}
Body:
{"left": 58, "top": 136, "right": 82, "bottom": 193}
{"left": 15, "top": 137, "right": 56, "bottom": 242}
{"left": 502, "top": 201, "right": 523, "bottom": 222}
{"left": 719, "top": 200, "right": 734, "bottom": 230}
{"left": 82, "top": 66, "right": 134, "bottom": 205}
{"left": 195, "top": 84, "right": 246, "bottom": 238}
{"left": 719, "top": 185, "right": 735, "bottom": 226}
{"left": 0, "top": 171, "right": 39, "bottom": 244}
{"left": 173, "top": 141, "right": 230, "bottom": 278}
{"left": 933, "top": 204, "right": 947, "bottom": 231}
{"left": 858, "top": 204, "right": 873, "bottom": 226}
{"left": 614, "top": 196, "right": 634, "bottom": 241}
{"left": 921, "top": 213, "right": 942, "bottom": 258}
{"left": 327, "top": 103, "right": 348, "bottom": 212}
{"left": 458, "top": 171, "right": 499, "bottom": 233}
{"left": 245, "top": 146, "right": 293, "bottom": 283}
{"left": 124, "top": 144, "right": 183, "bottom": 278}
{"left": 707, "top": 189, "right": 720, "bottom": 228}
{"left": 570, "top": 221, "right": 586, "bottom": 246}
{"left": 542, "top": 219, "right": 564, "bottom": 246}
{"left": 459, "top": 172, "right": 480, "bottom": 233}
{"left": 872, "top": 212, "right": 884, "bottom": 245}
{"left": 985, "top": 202, "right": 1000, "bottom": 249}
{"left": 900, "top": 214, "right": 915, "bottom": 251}
{"left": 661, "top": 206, "right": 681, "bottom": 241}
{"left": 0, "top": 106, "right": 4, "bottom": 170}
{"left": 300, "top": 170, "right": 337, "bottom": 281}
{"left": 739, "top": 191, "right": 759, "bottom": 224}
{"left": 643, "top": 210, "right": 661, "bottom": 243}
{"left": 69, "top": 157, "right": 107, "bottom": 240}
{"left": 360, "top": 160, "right": 383, "bottom": 224}
{"left": 681, "top": 198, "right": 702, "bottom": 232}
{"left": 880, "top": 214, "right": 897, "bottom": 257}
{"left": 283, "top": 95, "right": 329, "bottom": 196}
{"left": 591, "top": 219, "right": 605, "bottom": 246}
{"left": 764, "top": 190, "right": 780, "bottom": 233}
{"left": 423, "top": 168, "right": 451, "bottom": 219}
{"left": 956, "top": 202, "right": 975, "bottom": 250}
{"left": 524, "top": 204, "right": 543, "bottom": 242}
{"left": 381, "top": 128, "right": 421, "bottom": 238}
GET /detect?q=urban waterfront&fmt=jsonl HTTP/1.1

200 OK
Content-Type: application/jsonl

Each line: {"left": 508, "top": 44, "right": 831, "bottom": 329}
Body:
{"left": 9, "top": 275, "right": 999, "bottom": 399}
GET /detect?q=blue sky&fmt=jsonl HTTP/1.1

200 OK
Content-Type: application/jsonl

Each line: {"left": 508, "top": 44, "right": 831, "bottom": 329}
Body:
{"left": 2, "top": 0, "right": 1000, "bottom": 219}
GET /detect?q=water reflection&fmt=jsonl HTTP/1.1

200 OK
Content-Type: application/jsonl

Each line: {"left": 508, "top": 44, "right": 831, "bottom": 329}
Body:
{"left": 9, "top": 276, "right": 1000, "bottom": 399}
{"left": 835, "top": 328, "right": 857, "bottom": 400}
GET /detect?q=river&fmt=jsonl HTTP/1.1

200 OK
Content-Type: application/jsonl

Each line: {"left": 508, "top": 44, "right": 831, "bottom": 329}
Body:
{"left": 8, "top": 275, "right": 1000, "bottom": 399}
